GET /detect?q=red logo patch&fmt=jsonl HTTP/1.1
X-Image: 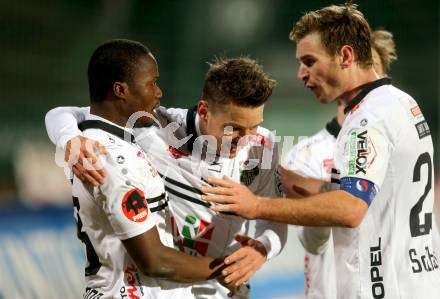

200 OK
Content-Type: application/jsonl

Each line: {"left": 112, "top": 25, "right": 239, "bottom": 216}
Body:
{"left": 411, "top": 106, "right": 422, "bottom": 117}
{"left": 122, "top": 188, "right": 149, "bottom": 222}
{"left": 167, "top": 146, "right": 190, "bottom": 159}
{"left": 137, "top": 150, "right": 145, "bottom": 159}
{"left": 323, "top": 159, "right": 333, "bottom": 174}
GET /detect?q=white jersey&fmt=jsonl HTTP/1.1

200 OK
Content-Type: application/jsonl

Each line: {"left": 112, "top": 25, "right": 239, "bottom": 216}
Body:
{"left": 283, "top": 118, "right": 340, "bottom": 299}
{"left": 72, "top": 114, "right": 191, "bottom": 299}
{"left": 331, "top": 78, "right": 440, "bottom": 298}
{"left": 45, "top": 106, "right": 287, "bottom": 299}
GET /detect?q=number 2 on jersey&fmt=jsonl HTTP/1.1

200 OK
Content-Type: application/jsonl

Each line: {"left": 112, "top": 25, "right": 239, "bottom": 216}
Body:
{"left": 409, "top": 152, "right": 433, "bottom": 237}
{"left": 73, "top": 196, "right": 102, "bottom": 276}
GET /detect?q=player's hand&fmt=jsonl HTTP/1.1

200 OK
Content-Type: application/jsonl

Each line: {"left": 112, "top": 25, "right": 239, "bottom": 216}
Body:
{"left": 200, "top": 176, "right": 262, "bottom": 219}
{"left": 65, "top": 135, "right": 107, "bottom": 186}
{"left": 221, "top": 234, "right": 267, "bottom": 291}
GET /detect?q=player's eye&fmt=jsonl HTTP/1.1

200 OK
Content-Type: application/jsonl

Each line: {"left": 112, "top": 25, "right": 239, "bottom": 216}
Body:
{"left": 303, "top": 58, "right": 316, "bottom": 67}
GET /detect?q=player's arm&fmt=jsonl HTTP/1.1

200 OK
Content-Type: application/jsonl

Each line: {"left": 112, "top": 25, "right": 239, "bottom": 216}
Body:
{"left": 122, "top": 228, "right": 224, "bottom": 282}
{"left": 45, "top": 106, "right": 89, "bottom": 148}
{"left": 45, "top": 106, "right": 106, "bottom": 185}
{"left": 202, "top": 177, "right": 368, "bottom": 228}
{"left": 201, "top": 123, "right": 390, "bottom": 227}
{"left": 100, "top": 154, "right": 226, "bottom": 284}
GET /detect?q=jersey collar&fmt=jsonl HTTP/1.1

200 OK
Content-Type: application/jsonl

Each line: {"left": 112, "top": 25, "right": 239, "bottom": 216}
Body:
{"left": 325, "top": 117, "right": 341, "bottom": 138}
{"left": 343, "top": 77, "right": 392, "bottom": 115}
{"left": 78, "top": 119, "right": 136, "bottom": 143}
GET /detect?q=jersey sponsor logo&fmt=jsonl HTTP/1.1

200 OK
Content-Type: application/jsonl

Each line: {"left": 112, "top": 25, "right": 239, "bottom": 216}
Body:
{"left": 415, "top": 120, "right": 430, "bottom": 139}
{"left": 170, "top": 215, "right": 214, "bottom": 256}
{"left": 370, "top": 237, "right": 385, "bottom": 299}
{"left": 122, "top": 188, "right": 149, "bottom": 222}
{"left": 360, "top": 118, "right": 368, "bottom": 127}
{"left": 348, "top": 130, "right": 377, "bottom": 175}
{"left": 355, "top": 179, "right": 369, "bottom": 192}
{"left": 122, "top": 264, "right": 143, "bottom": 299}
{"left": 167, "top": 145, "right": 190, "bottom": 159}
{"left": 340, "top": 177, "right": 377, "bottom": 205}
{"left": 410, "top": 105, "right": 422, "bottom": 117}
{"left": 409, "top": 246, "right": 439, "bottom": 273}
{"left": 84, "top": 287, "right": 104, "bottom": 299}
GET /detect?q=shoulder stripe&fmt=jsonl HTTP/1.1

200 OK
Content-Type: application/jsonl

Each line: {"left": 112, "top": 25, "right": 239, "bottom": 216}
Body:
{"left": 150, "top": 202, "right": 168, "bottom": 212}
{"left": 147, "top": 193, "right": 166, "bottom": 204}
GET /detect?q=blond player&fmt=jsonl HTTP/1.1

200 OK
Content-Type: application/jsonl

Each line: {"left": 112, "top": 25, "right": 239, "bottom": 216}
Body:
{"left": 281, "top": 29, "right": 398, "bottom": 299}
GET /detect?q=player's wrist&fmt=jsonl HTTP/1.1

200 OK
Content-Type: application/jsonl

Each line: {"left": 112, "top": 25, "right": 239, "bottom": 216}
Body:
{"left": 254, "top": 196, "right": 269, "bottom": 219}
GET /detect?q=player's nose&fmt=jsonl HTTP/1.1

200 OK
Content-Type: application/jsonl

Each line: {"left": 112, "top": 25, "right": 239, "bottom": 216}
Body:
{"left": 297, "top": 64, "right": 309, "bottom": 82}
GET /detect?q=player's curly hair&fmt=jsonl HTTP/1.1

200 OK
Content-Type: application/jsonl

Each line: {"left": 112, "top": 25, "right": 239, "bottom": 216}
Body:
{"left": 371, "top": 29, "right": 398, "bottom": 75}
{"left": 202, "top": 56, "right": 277, "bottom": 109}
{"left": 88, "top": 39, "right": 150, "bottom": 103}
{"left": 290, "top": 3, "right": 373, "bottom": 68}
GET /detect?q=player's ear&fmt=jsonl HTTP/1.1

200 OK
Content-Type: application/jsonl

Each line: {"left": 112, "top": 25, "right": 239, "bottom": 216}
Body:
{"left": 197, "top": 100, "right": 209, "bottom": 121}
{"left": 113, "top": 82, "right": 129, "bottom": 99}
{"left": 339, "top": 45, "right": 355, "bottom": 69}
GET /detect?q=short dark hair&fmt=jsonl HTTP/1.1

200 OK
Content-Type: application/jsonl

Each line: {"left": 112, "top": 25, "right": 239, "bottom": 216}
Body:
{"left": 202, "top": 57, "right": 277, "bottom": 109}
{"left": 88, "top": 39, "right": 150, "bottom": 103}
{"left": 290, "top": 3, "right": 373, "bottom": 68}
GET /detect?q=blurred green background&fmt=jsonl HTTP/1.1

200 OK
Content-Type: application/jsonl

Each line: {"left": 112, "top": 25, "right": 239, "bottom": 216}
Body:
{"left": 0, "top": 0, "right": 438, "bottom": 203}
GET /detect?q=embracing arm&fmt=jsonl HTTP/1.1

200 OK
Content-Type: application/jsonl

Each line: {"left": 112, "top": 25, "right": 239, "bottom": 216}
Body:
{"left": 202, "top": 177, "right": 368, "bottom": 228}
{"left": 123, "top": 228, "right": 223, "bottom": 282}
{"left": 45, "top": 106, "right": 106, "bottom": 185}
{"left": 45, "top": 106, "right": 89, "bottom": 148}
{"left": 256, "top": 190, "right": 367, "bottom": 227}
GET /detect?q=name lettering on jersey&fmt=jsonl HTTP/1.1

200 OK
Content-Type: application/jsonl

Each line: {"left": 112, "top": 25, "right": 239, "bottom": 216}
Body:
{"left": 370, "top": 237, "right": 385, "bottom": 299}
{"left": 348, "top": 130, "right": 377, "bottom": 175}
{"left": 84, "top": 287, "right": 104, "bottom": 299}
{"left": 170, "top": 215, "right": 214, "bottom": 256}
{"left": 409, "top": 246, "right": 439, "bottom": 274}
{"left": 122, "top": 188, "right": 149, "bottom": 222}
{"left": 415, "top": 120, "right": 430, "bottom": 140}
{"left": 123, "top": 264, "right": 143, "bottom": 299}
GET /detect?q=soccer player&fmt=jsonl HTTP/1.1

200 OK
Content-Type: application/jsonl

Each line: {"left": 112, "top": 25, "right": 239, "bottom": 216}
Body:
{"left": 201, "top": 4, "right": 440, "bottom": 298}
{"left": 62, "top": 39, "right": 237, "bottom": 299}
{"left": 45, "top": 57, "right": 287, "bottom": 298}
{"left": 281, "top": 28, "right": 398, "bottom": 299}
